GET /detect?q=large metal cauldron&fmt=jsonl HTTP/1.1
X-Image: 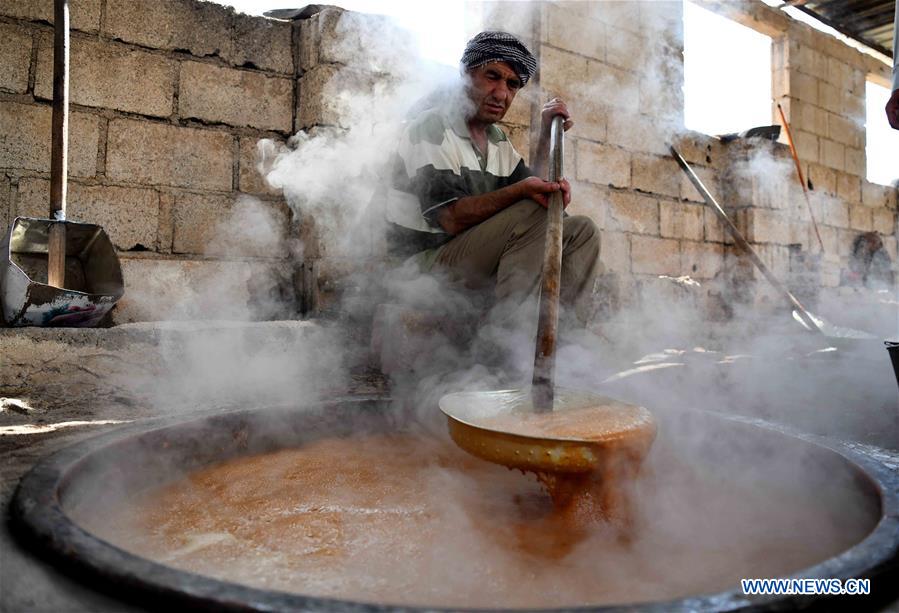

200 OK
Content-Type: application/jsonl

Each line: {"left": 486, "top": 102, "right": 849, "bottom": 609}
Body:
{"left": 10, "top": 398, "right": 899, "bottom": 611}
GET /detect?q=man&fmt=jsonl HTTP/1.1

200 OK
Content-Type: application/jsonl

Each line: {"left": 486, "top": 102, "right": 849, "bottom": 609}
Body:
{"left": 887, "top": 1, "right": 898, "bottom": 129}
{"left": 385, "top": 31, "right": 600, "bottom": 338}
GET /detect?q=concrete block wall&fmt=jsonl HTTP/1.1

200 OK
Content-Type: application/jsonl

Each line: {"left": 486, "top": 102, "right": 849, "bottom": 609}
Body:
{"left": 478, "top": 0, "right": 896, "bottom": 322}
{"left": 1, "top": 0, "right": 895, "bottom": 328}
{"left": 478, "top": 0, "right": 734, "bottom": 317}
{"left": 713, "top": 0, "right": 897, "bottom": 306}
{"left": 0, "top": 0, "right": 296, "bottom": 321}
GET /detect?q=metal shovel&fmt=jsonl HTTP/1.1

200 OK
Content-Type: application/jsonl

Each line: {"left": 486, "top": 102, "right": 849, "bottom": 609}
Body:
{"left": 440, "top": 116, "right": 656, "bottom": 477}
{"left": 670, "top": 145, "right": 876, "bottom": 344}
{"left": 1, "top": 0, "right": 123, "bottom": 326}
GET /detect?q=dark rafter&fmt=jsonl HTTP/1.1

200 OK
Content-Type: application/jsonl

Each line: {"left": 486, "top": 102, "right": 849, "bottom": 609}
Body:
{"left": 780, "top": 0, "right": 895, "bottom": 58}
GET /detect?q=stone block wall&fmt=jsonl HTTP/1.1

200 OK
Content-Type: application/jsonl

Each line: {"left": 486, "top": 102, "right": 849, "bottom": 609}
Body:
{"left": 0, "top": 0, "right": 296, "bottom": 321}
{"left": 476, "top": 0, "right": 897, "bottom": 322}
{"left": 711, "top": 0, "right": 897, "bottom": 308}
{"left": 1, "top": 0, "right": 896, "bottom": 328}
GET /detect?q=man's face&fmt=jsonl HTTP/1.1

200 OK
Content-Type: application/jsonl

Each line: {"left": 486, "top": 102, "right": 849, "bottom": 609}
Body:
{"left": 465, "top": 61, "right": 522, "bottom": 124}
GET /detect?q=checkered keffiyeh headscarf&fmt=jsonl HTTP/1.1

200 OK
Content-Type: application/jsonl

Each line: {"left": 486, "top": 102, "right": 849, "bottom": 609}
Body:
{"left": 460, "top": 31, "right": 537, "bottom": 86}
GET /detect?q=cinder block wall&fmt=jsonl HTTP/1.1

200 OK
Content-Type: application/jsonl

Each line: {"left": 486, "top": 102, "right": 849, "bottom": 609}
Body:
{"left": 1, "top": 0, "right": 896, "bottom": 326}
{"left": 0, "top": 0, "right": 295, "bottom": 321}
{"left": 473, "top": 0, "right": 897, "bottom": 322}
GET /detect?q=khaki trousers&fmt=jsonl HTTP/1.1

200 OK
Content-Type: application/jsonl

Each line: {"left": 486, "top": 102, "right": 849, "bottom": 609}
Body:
{"left": 433, "top": 199, "right": 600, "bottom": 328}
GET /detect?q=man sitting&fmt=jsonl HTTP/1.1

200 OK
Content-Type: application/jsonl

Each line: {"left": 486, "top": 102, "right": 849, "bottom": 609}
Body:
{"left": 384, "top": 31, "right": 600, "bottom": 361}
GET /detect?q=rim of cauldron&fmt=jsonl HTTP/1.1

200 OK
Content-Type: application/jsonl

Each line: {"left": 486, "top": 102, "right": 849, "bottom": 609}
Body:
{"left": 9, "top": 397, "right": 899, "bottom": 613}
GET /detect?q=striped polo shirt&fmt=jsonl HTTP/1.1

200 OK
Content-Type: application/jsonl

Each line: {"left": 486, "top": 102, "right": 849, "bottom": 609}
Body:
{"left": 384, "top": 103, "right": 531, "bottom": 256}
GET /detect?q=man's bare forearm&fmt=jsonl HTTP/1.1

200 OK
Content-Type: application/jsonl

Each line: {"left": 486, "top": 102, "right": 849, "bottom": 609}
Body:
{"left": 436, "top": 183, "right": 527, "bottom": 235}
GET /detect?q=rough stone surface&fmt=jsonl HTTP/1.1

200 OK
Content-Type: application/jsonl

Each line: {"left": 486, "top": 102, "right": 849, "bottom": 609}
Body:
{"left": 172, "top": 192, "right": 288, "bottom": 257}
{"left": 0, "top": 174, "right": 9, "bottom": 230}
{"left": 0, "top": 0, "right": 893, "bottom": 326}
{"left": 807, "top": 163, "right": 836, "bottom": 196}
{"left": 606, "top": 112, "right": 668, "bottom": 156}
{"left": 742, "top": 208, "right": 795, "bottom": 245}
{"left": 862, "top": 181, "right": 891, "bottom": 208}
{"left": 819, "top": 197, "right": 850, "bottom": 228}
{"left": 157, "top": 192, "right": 174, "bottom": 252}
{"left": 819, "top": 138, "right": 845, "bottom": 171}
{"left": 0, "top": 22, "right": 32, "bottom": 94}
{"left": 296, "top": 64, "right": 378, "bottom": 130}
{"left": 631, "top": 154, "right": 680, "bottom": 198}
{"left": 106, "top": 119, "right": 233, "bottom": 191}
{"left": 754, "top": 243, "right": 790, "bottom": 279}
{"left": 16, "top": 178, "right": 159, "bottom": 250}
{"left": 872, "top": 209, "right": 895, "bottom": 235}
{"left": 681, "top": 240, "right": 724, "bottom": 280}
{"left": 703, "top": 206, "right": 728, "bottom": 244}
{"left": 171, "top": 192, "right": 234, "bottom": 255}
{"left": 585, "top": 60, "right": 639, "bottom": 110}
{"left": 0, "top": 103, "right": 99, "bottom": 178}
{"left": 793, "top": 130, "right": 819, "bottom": 163}
{"left": 569, "top": 105, "right": 606, "bottom": 143}
{"left": 679, "top": 164, "right": 719, "bottom": 204}
{"left": 238, "top": 137, "right": 281, "bottom": 195}
{"left": 576, "top": 141, "right": 630, "bottom": 188}
{"left": 566, "top": 181, "right": 608, "bottom": 228}
{"left": 539, "top": 45, "right": 589, "bottom": 100}
{"left": 179, "top": 61, "right": 293, "bottom": 132}
{"left": 299, "top": 8, "right": 413, "bottom": 73}
{"left": 630, "top": 234, "right": 680, "bottom": 275}
{"left": 114, "top": 258, "right": 269, "bottom": 321}
{"left": 848, "top": 205, "right": 873, "bottom": 232}
{"left": 35, "top": 35, "right": 176, "bottom": 118}
{"left": 606, "top": 190, "right": 658, "bottom": 235}
{"left": 0, "top": 0, "right": 102, "bottom": 32}
{"left": 542, "top": 7, "right": 605, "bottom": 60}
{"left": 606, "top": 28, "right": 646, "bottom": 73}
{"left": 298, "top": 7, "right": 337, "bottom": 71}
{"left": 599, "top": 229, "right": 630, "bottom": 273}
{"left": 227, "top": 15, "right": 293, "bottom": 74}
{"left": 844, "top": 147, "right": 864, "bottom": 177}
{"left": 502, "top": 125, "right": 531, "bottom": 164}
{"left": 660, "top": 200, "right": 704, "bottom": 241}
{"left": 103, "top": 0, "right": 232, "bottom": 58}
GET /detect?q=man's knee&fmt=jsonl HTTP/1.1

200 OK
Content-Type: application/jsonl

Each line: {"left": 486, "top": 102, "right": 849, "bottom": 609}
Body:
{"left": 503, "top": 199, "right": 544, "bottom": 226}
{"left": 565, "top": 215, "right": 600, "bottom": 250}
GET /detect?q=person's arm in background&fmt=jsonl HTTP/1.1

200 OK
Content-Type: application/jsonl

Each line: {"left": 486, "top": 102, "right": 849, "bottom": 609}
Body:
{"left": 886, "top": 0, "right": 899, "bottom": 129}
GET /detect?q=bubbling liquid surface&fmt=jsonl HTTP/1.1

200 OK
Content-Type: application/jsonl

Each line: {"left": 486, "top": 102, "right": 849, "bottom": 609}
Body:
{"left": 76, "top": 433, "right": 871, "bottom": 608}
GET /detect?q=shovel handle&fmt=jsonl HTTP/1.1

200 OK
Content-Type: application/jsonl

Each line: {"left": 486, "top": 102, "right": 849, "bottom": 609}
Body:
{"left": 50, "top": 0, "right": 68, "bottom": 221}
{"left": 532, "top": 115, "right": 565, "bottom": 411}
{"left": 47, "top": 0, "right": 69, "bottom": 288}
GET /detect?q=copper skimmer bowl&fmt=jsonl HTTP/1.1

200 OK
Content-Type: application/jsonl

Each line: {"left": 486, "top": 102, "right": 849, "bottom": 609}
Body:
{"left": 439, "top": 388, "right": 657, "bottom": 474}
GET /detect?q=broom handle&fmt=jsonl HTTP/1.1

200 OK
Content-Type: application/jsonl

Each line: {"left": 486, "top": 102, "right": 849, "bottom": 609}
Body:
{"left": 777, "top": 103, "right": 824, "bottom": 252}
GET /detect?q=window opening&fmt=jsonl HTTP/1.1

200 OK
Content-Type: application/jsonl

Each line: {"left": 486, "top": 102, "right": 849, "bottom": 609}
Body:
{"left": 683, "top": 0, "right": 773, "bottom": 136}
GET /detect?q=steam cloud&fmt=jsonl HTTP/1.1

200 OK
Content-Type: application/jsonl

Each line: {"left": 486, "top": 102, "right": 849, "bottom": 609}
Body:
{"left": 81, "top": 4, "right": 898, "bottom": 606}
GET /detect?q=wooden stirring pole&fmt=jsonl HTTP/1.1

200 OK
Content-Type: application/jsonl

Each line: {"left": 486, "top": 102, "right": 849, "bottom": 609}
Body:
{"left": 47, "top": 0, "right": 69, "bottom": 288}
{"left": 776, "top": 103, "right": 824, "bottom": 253}
{"left": 532, "top": 115, "right": 566, "bottom": 412}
